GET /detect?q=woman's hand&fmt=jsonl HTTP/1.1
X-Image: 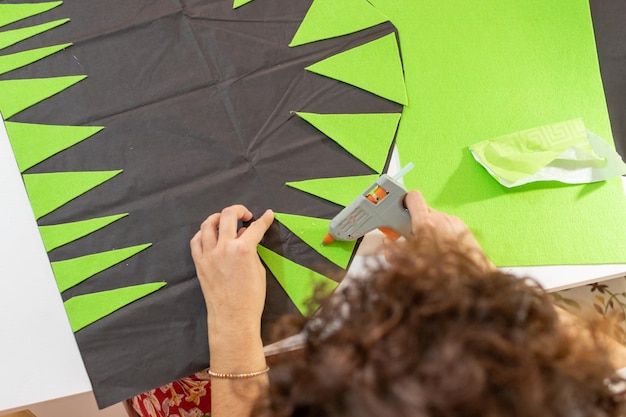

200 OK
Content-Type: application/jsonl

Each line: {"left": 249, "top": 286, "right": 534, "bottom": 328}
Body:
{"left": 404, "top": 190, "right": 473, "bottom": 241}
{"left": 387, "top": 190, "right": 494, "bottom": 270}
{"left": 190, "top": 205, "right": 274, "bottom": 417}
{"left": 190, "top": 205, "right": 274, "bottom": 361}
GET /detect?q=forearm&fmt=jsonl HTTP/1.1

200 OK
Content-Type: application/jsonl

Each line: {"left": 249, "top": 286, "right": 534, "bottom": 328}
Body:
{"left": 209, "top": 319, "right": 268, "bottom": 417}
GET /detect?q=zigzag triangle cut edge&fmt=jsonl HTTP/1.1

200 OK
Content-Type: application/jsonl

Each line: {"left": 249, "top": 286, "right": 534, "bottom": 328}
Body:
{"left": 305, "top": 32, "right": 408, "bottom": 105}
{"left": 286, "top": 174, "right": 380, "bottom": 207}
{"left": 0, "top": 18, "right": 69, "bottom": 51}
{"left": 0, "top": 1, "right": 63, "bottom": 30}
{"left": 257, "top": 245, "right": 338, "bottom": 315}
{"left": 295, "top": 111, "right": 401, "bottom": 172}
{"left": 274, "top": 212, "right": 356, "bottom": 269}
{"left": 289, "top": 0, "right": 389, "bottom": 47}
{"left": 39, "top": 213, "right": 128, "bottom": 252}
{"left": 63, "top": 282, "right": 167, "bottom": 332}
{"left": 51, "top": 243, "right": 152, "bottom": 292}
{"left": 6, "top": 121, "right": 103, "bottom": 172}
{"left": 22, "top": 170, "right": 123, "bottom": 220}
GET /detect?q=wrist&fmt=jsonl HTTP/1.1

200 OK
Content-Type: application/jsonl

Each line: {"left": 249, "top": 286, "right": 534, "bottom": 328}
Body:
{"left": 208, "top": 318, "right": 265, "bottom": 371}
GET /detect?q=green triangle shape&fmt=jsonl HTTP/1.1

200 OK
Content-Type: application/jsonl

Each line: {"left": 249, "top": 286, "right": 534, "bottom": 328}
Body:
{"left": 275, "top": 212, "right": 356, "bottom": 269}
{"left": 290, "top": 0, "right": 389, "bottom": 47}
{"left": 64, "top": 282, "right": 166, "bottom": 332}
{"left": 0, "top": 76, "right": 86, "bottom": 119}
{"left": 0, "top": 2, "right": 62, "bottom": 29}
{"left": 51, "top": 243, "right": 151, "bottom": 292}
{"left": 296, "top": 112, "right": 400, "bottom": 172}
{"left": 287, "top": 174, "right": 379, "bottom": 207}
{"left": 39, "top": 213, "right": 128, "bottom": 252}
{"left": 0, "top": 43, "right": 71, "bottom": 76}
{"left": 233, "top": 0, "right": 253, "bottom": 8}
{"left": 257, "top": 245, "right": 338, "bottom": 315}
{"left": 6, "top": 121, "right": 103, "bottom": 172}
{"left": 306, "top": 33, "right": 408, "bottom": 105}
{"left": 22, "top": 170, "right": 122, "bottom": 220}
{"left": 0, "top": 19, "right": 69, "bottom": 51}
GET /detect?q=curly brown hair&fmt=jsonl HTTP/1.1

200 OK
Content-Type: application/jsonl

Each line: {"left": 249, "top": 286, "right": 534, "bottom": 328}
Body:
{"left": 256, "top": 231, "right": 626, "bottom": 417}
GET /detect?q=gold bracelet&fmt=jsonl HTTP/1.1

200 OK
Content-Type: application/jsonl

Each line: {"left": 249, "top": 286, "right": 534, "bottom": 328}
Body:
{"left": 208, "top": 366, "right": 270, "bottom": 379}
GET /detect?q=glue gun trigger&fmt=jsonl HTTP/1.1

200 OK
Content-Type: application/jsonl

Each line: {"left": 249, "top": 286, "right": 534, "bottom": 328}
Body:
{"left": 378, "top": 227, "right": 402, "bottom": 241}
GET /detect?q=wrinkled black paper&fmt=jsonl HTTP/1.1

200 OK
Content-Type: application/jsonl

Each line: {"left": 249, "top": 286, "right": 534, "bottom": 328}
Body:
{"left": 1, "top": 0, "right": 400, "bottom": 407}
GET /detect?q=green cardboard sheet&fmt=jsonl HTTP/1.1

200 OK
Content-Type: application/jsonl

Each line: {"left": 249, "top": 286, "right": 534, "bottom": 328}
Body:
{"left": 233, "top": 0, "right": 254, "bottom": 9}
{"left": 0, "top": 43, "right": 71, "bottom": 76}
{"left": 257, "top": 245, "right": 338, "bottom": 315}
{"left": 306, "top": 32, "right": 408, "bottom": 105}
{"left": 274, "top": 212, "right": 356, "bottom": 269}
{"left": 64, "top": 283, "right": 167, "bottom": 332}
{"left": 6, "top": 121, "right": 103, "bottom": 172}
{"left": 289, "top": 0, "right": 389, "bottom": 47}
{"left": 0, "top": 1, "right": 62, "bottom": 29}
{"left": 51, "top": 244, "right": 152, "bottom": 292}
{"left": 22, "top": 170, "right": 122, "bottom": 220}
{"left": 367, "top": 0, "right": 626, "bottom": 266}
{"left": 0, "top": 19, "right": 69, "bottom": 51}
{"left": 0, "top": 76, "right": 86, "bottom": 119}
{"left": 286, "top": 174, "right": 379, "bottom": 207}
{"left": 296, "top": 112, "right": 401, "bottom": 173}
{"left": 39, "top": 214, "right": 128, "bottom": 252}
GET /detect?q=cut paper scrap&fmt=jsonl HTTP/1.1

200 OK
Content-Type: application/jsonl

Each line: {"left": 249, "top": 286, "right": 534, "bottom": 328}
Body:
{"left": 306, "top": 33, "right": 408, "bottom": 105}
{"left": 233, "top": 0, "right": 254, "bottom": 9}
{"left": 257, "top": 245, "right": 338, "bottom": 315}
{"left": 289, "top": 0, "right": 389, "bottom": 47}
{"left": 22, "top": 170, "right": 122, "bottom": 220}
{"left": 0, "top": 1, "right": 62, "bottom": 29}
{"left": 6, "top": 121, "right": 103, "bottom": 172}
{"left": 296, "top": 112, "right": 400, "bottom": 172}
{"left": 51, "top": 244, "right": 152, "bottom": 292}
{"left": 274, "top": 212, "right": 356, "bottom": 269}
{"left": 0, "top": 76, "right": 86, "bottom": 119}
{"left": 469, "top": 119, "right": 626, "bottom": 187}
{"left": 64, "top": 282, "right": 167, "bottom": 332}
{"left": 287, "top": 174, "right": 379, "bottom": 207}
{"left": 0, "top": 19, "right": 69, "bottom": 51}
{"left": 0, "top": 43, "right": 72, "bottom": 76}
{"left": 39, "top": 213, "right": 128, "bottom": 252}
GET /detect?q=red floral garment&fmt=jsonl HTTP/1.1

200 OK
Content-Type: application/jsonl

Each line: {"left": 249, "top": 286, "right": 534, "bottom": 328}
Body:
{"left": 130, "top": 368, "right": 211, "bottom": 417}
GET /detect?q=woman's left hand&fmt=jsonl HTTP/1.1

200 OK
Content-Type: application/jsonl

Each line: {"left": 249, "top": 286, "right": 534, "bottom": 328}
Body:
{"left": 190, "top": 205, "right": 274, "bottom": 359}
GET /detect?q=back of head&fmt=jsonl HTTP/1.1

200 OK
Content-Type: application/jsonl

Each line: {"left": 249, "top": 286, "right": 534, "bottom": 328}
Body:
{"left": 259, "top": 231, "right": 625, "bottom": 417}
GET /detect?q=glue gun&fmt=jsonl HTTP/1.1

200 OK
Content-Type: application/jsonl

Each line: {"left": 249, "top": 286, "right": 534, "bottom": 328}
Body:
{"left": 322, "top": 164, "right": 414, "bottom": 245}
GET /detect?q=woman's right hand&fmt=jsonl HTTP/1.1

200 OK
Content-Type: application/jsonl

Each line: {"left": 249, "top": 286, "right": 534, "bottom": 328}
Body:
{"left": 388, "top": 190, "right": 494, "bottom": 271}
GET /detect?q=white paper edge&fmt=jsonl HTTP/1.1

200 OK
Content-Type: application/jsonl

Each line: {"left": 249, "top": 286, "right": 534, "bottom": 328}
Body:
{"left": 0, "top": 115, "right": 92, "bottom": 412}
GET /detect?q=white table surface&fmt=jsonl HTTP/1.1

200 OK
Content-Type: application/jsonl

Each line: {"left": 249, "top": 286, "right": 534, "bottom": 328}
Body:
{"left": 1, "top": 121, "right": 625, "bottom": 412}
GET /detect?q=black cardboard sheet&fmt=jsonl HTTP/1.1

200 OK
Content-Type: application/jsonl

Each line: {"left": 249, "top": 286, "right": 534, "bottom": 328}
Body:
{"left": 590, "top": 0, "right": 626, "bottom": 157}
{"left": 1, "top": 0, "right": 400, "bottom": 408}
{"left": 2, "top": 0, "right": 625, "bottom": 409}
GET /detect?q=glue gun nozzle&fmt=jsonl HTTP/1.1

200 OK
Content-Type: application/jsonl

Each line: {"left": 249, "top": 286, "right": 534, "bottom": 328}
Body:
{"left": 322, "top": 233, "right": 334, "bottom": 246}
